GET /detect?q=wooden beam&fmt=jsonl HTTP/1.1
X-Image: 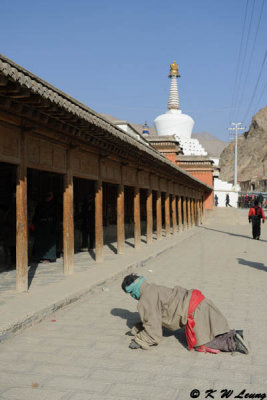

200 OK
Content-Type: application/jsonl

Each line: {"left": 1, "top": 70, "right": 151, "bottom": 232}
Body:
{"left": 0, "top": 76, "right": 9, "bottom": 86}
{"left": 63, "top": 149, "right": 74, "bottom": 274}
{"left": 16, "top": 132, "right": 28, "bottom": 292}
{"left": 95, "top": 179, "right": 103, "bottom": 262}
{"left": 146, "top": 188, "right": 153, "bottom": 244}
{"left": 156, "top": 190, "right": 162, "bottom": 240}
{"left": 165, "top": 192, "right": 170, "bottom": 237}
{"left": 117, "top": 184, "right": 125, "bottom": 254}
{"left": 134, "top": 186, "right": 141, "bottom": 249}
{"left": 171, "top": 194, "right": 177, "bottom": 235}
{"left": 9, "top": 91, "right": 31, "bottom": 99}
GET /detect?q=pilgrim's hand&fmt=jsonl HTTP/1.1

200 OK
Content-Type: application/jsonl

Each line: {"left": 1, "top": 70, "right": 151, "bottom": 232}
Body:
{"left": 129, "top": 340, "right": 141, "bottom": 349}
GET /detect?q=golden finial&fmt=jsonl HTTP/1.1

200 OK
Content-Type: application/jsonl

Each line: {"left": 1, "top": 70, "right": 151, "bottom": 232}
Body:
{"left": 169, "top": 61, "right": 180, "bottom": 77}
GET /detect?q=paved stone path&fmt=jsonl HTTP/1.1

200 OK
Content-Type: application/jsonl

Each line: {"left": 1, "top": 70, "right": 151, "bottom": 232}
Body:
{"left": 0, "top": 208, "right": 267, "bottom": 399}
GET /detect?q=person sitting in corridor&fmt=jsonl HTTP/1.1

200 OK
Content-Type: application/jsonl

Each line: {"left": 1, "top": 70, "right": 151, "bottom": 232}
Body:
{"left": 122, "top": 274, "right": 249, "bottom": 354}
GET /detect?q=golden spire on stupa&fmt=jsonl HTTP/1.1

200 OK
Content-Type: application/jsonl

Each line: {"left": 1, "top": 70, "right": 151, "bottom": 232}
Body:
{"left": 169, "top": 61, "right": 180, "bottom": 78}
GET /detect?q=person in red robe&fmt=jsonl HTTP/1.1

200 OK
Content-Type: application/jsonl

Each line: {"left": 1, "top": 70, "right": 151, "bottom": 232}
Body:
{"left": 248, "top": 199, "right": 265, "bottom": 240}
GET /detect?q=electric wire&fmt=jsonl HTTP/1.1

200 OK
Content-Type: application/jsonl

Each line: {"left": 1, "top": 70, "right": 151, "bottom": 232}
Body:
{"left": 229, "top": 0, "right": 249, "bottom": 125}
{"left": 234, "top": 0, "right": 259, "bottom": 121}
{"left": 242, "top": 49, "right": 267, "bottom": 123}
{"left": 254, "top": 80, "right": 267, "bottom": 112}
{"left": 236, "top": 0, "right": 265, "bottom": 122}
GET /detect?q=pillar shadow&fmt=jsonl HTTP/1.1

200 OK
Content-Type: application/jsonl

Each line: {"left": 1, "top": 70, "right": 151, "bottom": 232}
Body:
{"left": 28, "top": 262, "right": 39, "bottom": 288}
{"left": 125, "top": 240, "right": 135, "bottom": 248}
{"left": 237, "top": 258, "right": 267, "bottom": 272}
{"left": 89, "top": 249, "right": 96, "bottom": 261}
{"left": 106, "top": 242, "right": 117, "bottom": 255}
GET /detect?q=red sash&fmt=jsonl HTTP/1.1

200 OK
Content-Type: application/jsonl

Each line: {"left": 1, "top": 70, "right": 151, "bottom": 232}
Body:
{"left": 185, "top": 289, "right": 205, "bottom": 350}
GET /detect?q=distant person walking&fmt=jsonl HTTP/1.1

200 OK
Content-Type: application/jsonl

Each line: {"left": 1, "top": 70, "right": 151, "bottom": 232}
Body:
{"left": 257, "top": 193, "right": 264, "bottom": 207}
{"left": 225, "top": 193, "right": 231, "bottom": 207}
{"left": 214, "top": 194, "right": 218, "bottom": 207}
{"left": 248, "top": 199, "right": 265, "bottom": 240}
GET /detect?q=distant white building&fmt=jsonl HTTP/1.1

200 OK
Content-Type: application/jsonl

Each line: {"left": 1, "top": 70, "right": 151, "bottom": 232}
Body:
{"left": 214, "top": 178, "right": 240, "bottom": 208}
{"left": 179, "top": 138, "right": 207, "bottom": 156}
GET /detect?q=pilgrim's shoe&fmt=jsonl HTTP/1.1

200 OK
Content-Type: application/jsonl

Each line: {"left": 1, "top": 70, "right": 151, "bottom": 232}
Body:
{"left": 234, "top": 333, "right": 249, "bottom": 355}
{"left": 129, "top": 340, "right": 141, "bottom": 349}
{"left": 235, "top": 330, "right": 244, "bottom": 339}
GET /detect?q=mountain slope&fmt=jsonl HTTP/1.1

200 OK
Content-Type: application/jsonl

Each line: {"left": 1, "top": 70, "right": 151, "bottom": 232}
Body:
{"left": 219, "top": 106, "right": 267, "bottom": 182}
{"left": 192, "top": 132, "right": 227, "bottom": 157}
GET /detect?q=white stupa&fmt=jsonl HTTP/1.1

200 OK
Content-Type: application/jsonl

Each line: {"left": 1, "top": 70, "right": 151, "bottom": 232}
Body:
{"left": 154, "top": 61, "right": 207, "bottom": 156}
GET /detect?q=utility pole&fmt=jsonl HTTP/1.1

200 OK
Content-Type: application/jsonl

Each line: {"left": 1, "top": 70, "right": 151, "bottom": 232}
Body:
{"left": 228, "top": 122, "right": 246, "bottom": 189}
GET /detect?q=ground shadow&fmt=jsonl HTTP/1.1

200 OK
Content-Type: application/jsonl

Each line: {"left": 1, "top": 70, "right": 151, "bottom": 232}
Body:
{"left": 199, "top": 226, "right": 267, "bottom": 242}
{"left": 111, "top": 308, "right": 188, "bottom": 348}
{"left": 89, "top": 249, "right": 95, "bottom": 261}
{"left": 237, "top": 258, "right": 267, "bottom": 272}
{"left": 106, "top": 243, "right": 117, "bottom": 255}
{"left": 125, "top": 240, "right": 134, "bottom": 248}
{"left": 28, "top": 262, "right": 39, "bottom": 288}
{"left": 110, "top": 308, "right": 140, "bottom": 329}
{"left": 163, "top": 326, "right": 188, "bottom": 349}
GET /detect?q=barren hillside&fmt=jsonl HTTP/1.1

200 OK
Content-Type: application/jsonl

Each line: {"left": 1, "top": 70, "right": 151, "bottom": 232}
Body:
{"left": 219, "top": 106, "right": 267, "bottom": 182}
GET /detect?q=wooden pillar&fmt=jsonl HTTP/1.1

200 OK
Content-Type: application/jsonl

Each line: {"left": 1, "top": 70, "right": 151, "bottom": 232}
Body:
{"left": 194, "top": 200, "right": 198, "bottom": 225}
{"left": 165, "top": 192, "right": 170, "bottom": 237}
{"left": 171, "top": 195, "right": 177, "bottom": 234}
{"left": 177, "top": 196, "right": 182, "bottom": 232}
{"left": 182, "top": 196, "right": 187, "bottom": 230}
{"left": 134, "top": 186, "right": 141, "bottom": 248}
{"left": 187, "top": 197, "right": 191, "bottom": 228}
{"left": 191, "top": 198, "right": 195, "bottom": 226}
{"left": 16, "top": 132, "right": 28, "bottom": 292}
{"left": 193, "top": 199, "right": 196, "bottom": 225}
{"left": 197, "top": 199, "right": 200, "bottom": 225}
{"left": 95, "top": 179, "right": 103, "bottom": 262}
{"left": 63, "top": 149, "right": 74, "bottom": 275}
{"left": 117, "top": 184, "right": 125, "bottom": 254}
{"left": 200, "top": 198, "right": 204, "bottom": 224}
{"left": 156, "top": 190, "right": 162, "bottom": 239}
{"left": 198, "top": 199, "right": 201, "bottom": 225}
{"left": 198, "top": 200, "right": 202, "bottom": 224}
{"left": 146, "top": 188, "right": 153, "bottom": 244}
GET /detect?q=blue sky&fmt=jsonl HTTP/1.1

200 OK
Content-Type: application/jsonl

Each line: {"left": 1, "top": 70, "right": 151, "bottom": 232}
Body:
{"left": 1, "top": 0, "right": 266, "bottom": 141}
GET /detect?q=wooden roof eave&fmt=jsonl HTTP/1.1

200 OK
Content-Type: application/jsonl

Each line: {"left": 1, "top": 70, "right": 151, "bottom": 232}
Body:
{"left": 0, "top": 54, "right": 212, "bottom": 193}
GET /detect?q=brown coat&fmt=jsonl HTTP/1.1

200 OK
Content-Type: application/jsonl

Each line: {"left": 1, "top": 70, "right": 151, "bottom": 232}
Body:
{"left": 134, "top": 282, "right": 229, "bottom": 349}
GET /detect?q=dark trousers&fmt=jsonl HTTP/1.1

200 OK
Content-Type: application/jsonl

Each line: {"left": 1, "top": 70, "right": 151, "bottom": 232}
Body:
{"left": 204, "top": 330, "right": 236, "bottom": 352}
{"left": 252, "top": 216, "right": 261, "bottom": 239}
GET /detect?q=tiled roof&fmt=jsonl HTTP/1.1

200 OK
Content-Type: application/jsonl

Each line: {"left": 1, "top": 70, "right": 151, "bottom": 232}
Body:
{"left": 0, "top": 54, "right": 212, "bottom": 191}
